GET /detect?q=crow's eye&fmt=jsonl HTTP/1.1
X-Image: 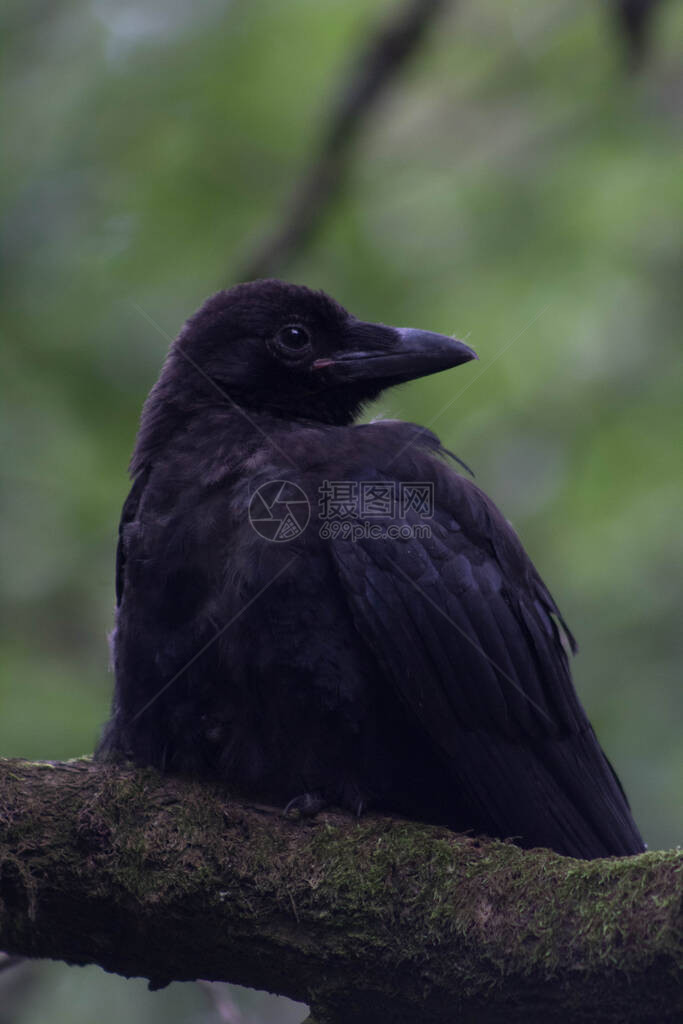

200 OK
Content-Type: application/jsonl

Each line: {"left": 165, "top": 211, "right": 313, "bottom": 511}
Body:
{"left": 271, "top": 324, "right": 312, "bottom": 362}
{"left": 278, "top": 325, "right": 310, "bottom": 350}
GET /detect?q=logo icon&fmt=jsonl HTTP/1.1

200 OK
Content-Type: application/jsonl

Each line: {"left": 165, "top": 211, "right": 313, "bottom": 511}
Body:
{"left": 248, "top": 480, "right": 311, "bottom": 542}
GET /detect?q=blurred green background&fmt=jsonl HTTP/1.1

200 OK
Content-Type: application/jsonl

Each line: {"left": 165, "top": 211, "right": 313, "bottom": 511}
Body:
{"left": 2, "top": 0, "right": 682, "bottom": 1021}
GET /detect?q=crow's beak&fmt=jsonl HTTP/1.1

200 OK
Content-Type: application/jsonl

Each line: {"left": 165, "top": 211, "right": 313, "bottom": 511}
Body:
{"left": 312, "top": 325, "right": 477, "bottom": 385}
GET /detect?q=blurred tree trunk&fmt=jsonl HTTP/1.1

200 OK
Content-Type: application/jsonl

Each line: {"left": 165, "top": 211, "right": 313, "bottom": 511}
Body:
{"left": 0, "top": 758, "right": 681, "bottom": 1023}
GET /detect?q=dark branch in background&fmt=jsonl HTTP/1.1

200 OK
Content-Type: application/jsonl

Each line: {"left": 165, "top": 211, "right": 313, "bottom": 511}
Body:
{"left": 238, "top": 0, "right": 669, "bottom": 284}
{"left": 611, "top": 0, "right": 666, "bottom": 72}
{"left": 1, "top": 758, "right": 682, "bottom": 1024}
{"left": 238, "top": 0, "right": 451, "bottom": 282}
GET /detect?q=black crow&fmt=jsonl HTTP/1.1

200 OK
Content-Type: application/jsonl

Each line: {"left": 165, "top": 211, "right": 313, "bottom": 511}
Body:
{"left": 98, "top": 279, "right": 645, "bottom": 859}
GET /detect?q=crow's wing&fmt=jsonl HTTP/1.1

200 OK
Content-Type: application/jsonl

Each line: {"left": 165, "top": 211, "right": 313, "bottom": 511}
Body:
{"left": 115, "top": 470, "right": 149, "bottom": 606}
{"left": 329, "top": 468, "right": 644, "bottom": 858}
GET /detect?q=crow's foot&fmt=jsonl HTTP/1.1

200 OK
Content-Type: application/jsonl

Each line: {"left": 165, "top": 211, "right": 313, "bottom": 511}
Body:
{"left": 283, "top": 791, "right": 328, "bottom": 819}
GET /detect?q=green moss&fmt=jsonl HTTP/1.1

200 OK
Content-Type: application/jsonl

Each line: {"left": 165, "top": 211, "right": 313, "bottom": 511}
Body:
{"left": 2, "top": 758, "right": 681, "bottom": 1022}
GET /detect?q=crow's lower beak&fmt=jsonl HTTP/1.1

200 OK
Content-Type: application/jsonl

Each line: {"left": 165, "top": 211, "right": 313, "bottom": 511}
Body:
{"left": 312, "top": 326, "right": 477, "bottom": 385}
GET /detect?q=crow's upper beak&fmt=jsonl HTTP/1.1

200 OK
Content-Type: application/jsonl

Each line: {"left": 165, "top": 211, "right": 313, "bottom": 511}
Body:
{"left": 312, "top": 325, "right": 477, "bottom": 385}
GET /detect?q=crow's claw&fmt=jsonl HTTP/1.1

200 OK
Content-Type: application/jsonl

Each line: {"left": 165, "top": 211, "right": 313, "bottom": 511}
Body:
{"left": 283, "top": 792, "right": 327, "bottom": 818}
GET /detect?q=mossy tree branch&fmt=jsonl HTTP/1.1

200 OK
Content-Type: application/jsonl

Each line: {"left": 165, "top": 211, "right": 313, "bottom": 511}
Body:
{"left": 0, "top": 757, "right": 681, "bottom": 1023}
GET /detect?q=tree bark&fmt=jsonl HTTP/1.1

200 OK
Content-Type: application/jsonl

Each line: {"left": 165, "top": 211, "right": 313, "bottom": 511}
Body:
{"left": 0, "top": 757, "right": 680, "bottom": 1023}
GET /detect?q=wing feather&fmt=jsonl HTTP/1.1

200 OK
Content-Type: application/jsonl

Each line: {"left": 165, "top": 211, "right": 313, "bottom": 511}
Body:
{"left": 329, "top": 469, "right": 644, "bottom": 857}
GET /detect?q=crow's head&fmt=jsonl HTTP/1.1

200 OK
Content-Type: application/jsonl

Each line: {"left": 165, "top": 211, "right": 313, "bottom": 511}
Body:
{"left": 169, "top": 280, "right": 476, "bottom": 424}
{"left": 133, "top": 280, "right": 476, "bottom": 470}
